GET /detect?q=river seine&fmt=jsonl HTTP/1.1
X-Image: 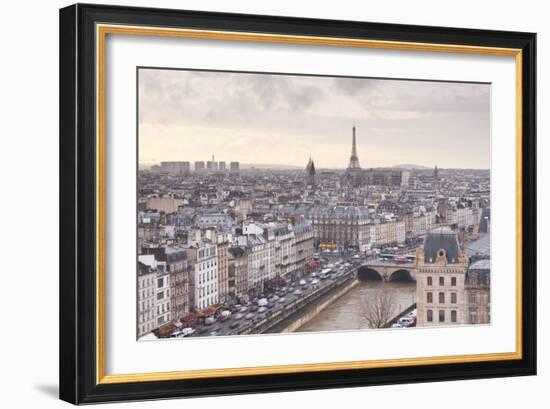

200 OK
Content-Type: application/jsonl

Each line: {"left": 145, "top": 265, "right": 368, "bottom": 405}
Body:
{"left": 296, "top": 280, "right": 416, "bottom": 333}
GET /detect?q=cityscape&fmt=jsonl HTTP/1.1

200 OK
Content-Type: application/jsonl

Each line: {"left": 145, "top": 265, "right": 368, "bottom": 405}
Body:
{"left": 137, "top": 69, "right": 491, "bottom": 340}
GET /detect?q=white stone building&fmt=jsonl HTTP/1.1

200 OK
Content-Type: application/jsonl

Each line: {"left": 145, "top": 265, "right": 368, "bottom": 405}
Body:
{"left": 187, "top": 242, "right": 219, "bottom": 311}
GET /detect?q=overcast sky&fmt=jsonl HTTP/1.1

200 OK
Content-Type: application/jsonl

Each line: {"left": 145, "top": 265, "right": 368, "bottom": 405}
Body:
{"left": 138, "top": 68, "right": 490, "bottom": 169}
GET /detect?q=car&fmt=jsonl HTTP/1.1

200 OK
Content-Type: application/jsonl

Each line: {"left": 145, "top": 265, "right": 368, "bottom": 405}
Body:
{"left": 293, "top": 289, "right": 302, "bottom": 295}
{"left": 209, "top": 330, "right": 220, "bottom": 336}
{"left": 391, "top": 323, "right": 403, "bottom": 328}
{"left": 278, "top": 297, "right": 286, "bottom": 303}
{"left": 398, "top": 317, "right": 414, "bottom": 326}
{"left": 245, "top": 313, "right": 255, "bottom": 320}
{"left": 229, "top": 322, "right": 240, "bottom": 330}
{"left": 258, "top": 306, "right": 267, "bottom": 313}
{"left": 250, "top": 305, "right": 259, "bottom": 312}
{"left": 311, "top": 279, "right": 319, "bottom": 285}
{"left": 239, "top": 306, "right": 249, "bottom": 313}
{"left": 181, "top": 327, "right": 195, "bottom": 337}
{"left": 266, "top": 302, "right": 275, "bottom": 309}
{"left": 198, "top": 327, "right": 209, "bottom": 334}
{"left": 299, "top": 279, "right": 307, "bottom": 286}
{"left": 204, "top": 316, "right": 216, "bottom": 325}
{"left": 234, "top": 313, "right": 244, "bottom": 320}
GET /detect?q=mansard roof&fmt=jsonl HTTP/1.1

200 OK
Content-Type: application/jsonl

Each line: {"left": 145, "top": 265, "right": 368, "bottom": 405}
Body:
{"left": 423, "top": 227, "right": 460, "bottom": 263}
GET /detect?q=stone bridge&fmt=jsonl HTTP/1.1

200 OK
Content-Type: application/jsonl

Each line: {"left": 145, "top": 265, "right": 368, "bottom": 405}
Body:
{"left": 356, "top": 262, "right": 417, "bottom": 282}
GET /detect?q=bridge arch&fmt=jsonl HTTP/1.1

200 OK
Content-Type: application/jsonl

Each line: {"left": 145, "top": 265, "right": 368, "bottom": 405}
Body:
{"left": 388, "top": 269, "right": 414, "bottom": 282}
{"left": 357, "top": 267, "right": 383, "bottom": 281}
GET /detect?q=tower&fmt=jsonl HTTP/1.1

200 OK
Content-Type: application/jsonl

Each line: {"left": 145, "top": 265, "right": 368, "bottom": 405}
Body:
{"left": 305, "top": 156, "right": 317, "bottom": 186}
{"left": 434, "top": 165, "right": 439, "bottom": 179}
{"left": 345, "top": 123, "right": 363, "bottom": 186}
{"left": 348, "top": 123, "right": 361, "bottom": 170}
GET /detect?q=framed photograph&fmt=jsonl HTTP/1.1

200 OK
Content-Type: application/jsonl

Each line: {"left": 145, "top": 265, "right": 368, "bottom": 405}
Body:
{"left": 59, "top": 3, "right": 536, "bottom": 404}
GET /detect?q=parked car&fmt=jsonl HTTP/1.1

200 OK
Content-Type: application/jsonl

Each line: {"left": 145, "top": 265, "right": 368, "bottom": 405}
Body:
{"left": 398, "top": 317, "right": 414, "bottom": 327}
{"left": 278, "top": 297, "right": 286, "bottom": 303}
{"left": 230, "top": 322, "right": 240, "bottom": 330}
{"left": 245, "top": 313, "right": 255, "bottom": 320}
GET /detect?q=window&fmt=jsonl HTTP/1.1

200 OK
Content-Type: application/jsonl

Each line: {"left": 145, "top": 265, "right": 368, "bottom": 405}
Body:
{"left": 451, "top": 293, "right": 457, "bottom": 304}
{"left": 451, "top": 310, "right": 457, "bottom": 322}
{"left": 427, "top": 310, "right": 433, "bottom": 322}
{"left": 157, "top": 278, "right": 163, "bottom": 288}
{"left": 451, "top": 277, "right": 457, "bottom": 286}
{"left": 439, "top": 310, "right": 445, "bottom": 322}
{"left": 157, "top": 292, "right": 164, "bottom": 300}
{"left": 439, "top": 276, "right": 444, "bottom": 286}
{"left": 427, "top": 292, "right": 433, "bottom": 303}
{"left": 439, "top": 292, "right": 445, "bottom": 303}
{"left": 427, "top": 276, "right": 432, "bottom": 286}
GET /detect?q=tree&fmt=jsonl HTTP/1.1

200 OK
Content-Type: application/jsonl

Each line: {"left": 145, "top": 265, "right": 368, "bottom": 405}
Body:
{"left": 360, "top": 286, "right": 396, "bottom": 328}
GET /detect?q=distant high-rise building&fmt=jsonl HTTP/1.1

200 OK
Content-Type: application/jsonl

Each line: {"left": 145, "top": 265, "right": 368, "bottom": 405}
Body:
{"left": 194, "top": 161, "right": 205, "bottom": 173}
{"left": 434, "top": 165, "right": 439, "bottom": 179}
{"left": 219, "top": 161, "right": 226, "bottom": 171}
{"left": 160, "top": 161, "right": 190, "bottom": 175}
{"left": 207, "top": 155, "right": 218, "bottom": 172}
{"left": 230, "top": 161, "right": 240, "bottom": 173}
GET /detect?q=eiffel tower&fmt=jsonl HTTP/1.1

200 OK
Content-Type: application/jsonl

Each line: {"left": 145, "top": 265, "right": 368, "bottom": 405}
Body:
{"left": 347, "top": 123, "right": 361, "bottom": 170}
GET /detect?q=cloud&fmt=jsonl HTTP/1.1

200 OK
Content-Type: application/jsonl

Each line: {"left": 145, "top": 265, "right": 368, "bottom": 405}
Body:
{"left": 138, "top": 68, "right": 490, "bottom": 169}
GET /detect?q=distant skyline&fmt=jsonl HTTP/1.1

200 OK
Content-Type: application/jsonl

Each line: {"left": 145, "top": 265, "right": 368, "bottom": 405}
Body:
{"left": 139, "top": 68, "right": 491, "bottom": 169}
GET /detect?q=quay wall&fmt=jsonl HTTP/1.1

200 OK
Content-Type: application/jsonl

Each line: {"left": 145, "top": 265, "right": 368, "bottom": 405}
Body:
{"left": 270, "top": 278, "right": 359, "bottom": 333}
{"left": 384, "top": 303, "right": 417, "bottom": 328}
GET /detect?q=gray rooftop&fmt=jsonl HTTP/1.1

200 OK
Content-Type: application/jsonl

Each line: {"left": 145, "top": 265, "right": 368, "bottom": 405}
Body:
{"left": 465, "top": 233, "right": 491, "bottom": 257}
{"left": 423, "top": 227, "right": 460, "bottom": 263}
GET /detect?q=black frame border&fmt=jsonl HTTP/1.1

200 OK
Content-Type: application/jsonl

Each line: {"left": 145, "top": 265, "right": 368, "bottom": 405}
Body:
{"left": 59, "top": 3, "right": 536, "bottom": 404}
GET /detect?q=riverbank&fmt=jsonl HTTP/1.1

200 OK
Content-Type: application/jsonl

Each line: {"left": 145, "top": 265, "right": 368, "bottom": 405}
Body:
{"left": 298, "top": 280, "right": 416, "bottom": 333}
{"left": 282, "top": 279, "right": 359, "bottom": 333}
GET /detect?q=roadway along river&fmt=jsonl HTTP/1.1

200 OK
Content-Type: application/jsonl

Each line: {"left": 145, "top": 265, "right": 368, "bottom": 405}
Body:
{"left": 296, "top": 280, "right": 416, "bottom": 333}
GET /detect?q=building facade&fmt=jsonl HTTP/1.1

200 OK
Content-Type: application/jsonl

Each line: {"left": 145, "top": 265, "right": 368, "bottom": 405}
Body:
{"left": 137, "top": 261, "right": 157, "bottom": 338}
{"left": 187, "top": 242, "right": 219, "bottom": 311}
{"left": 217, "top": 241, "right": 229, "bottom": 303}
{"left": 416, "top": 228, "right": 468, "bottom": 326}
{"left": 228, "top": 246, "right": 249, "bottom": 303}
{"left": 465, "top": 259, "right": 491, "bottom": 324}
{"left": 310, "top": 206, "right": 371, "bottom": 250}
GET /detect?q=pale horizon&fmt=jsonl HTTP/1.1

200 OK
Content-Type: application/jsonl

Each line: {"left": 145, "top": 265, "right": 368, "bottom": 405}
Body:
{"left": 139, "top": 68, "right": 491, "bottom": 169}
